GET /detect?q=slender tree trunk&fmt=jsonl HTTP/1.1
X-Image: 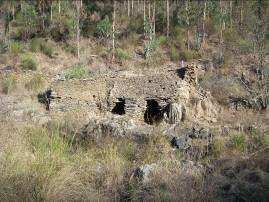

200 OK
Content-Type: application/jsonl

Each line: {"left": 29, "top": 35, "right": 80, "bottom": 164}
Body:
{"left": 166, "top": 0, "right": 169, "bottom": 37}
{"left": 220, "top": 0, "right": 224, "bottom": 45}
{"left": 131, "top": 0, "right": 134, "bottom": 16}
{"left": 76, "top": 0, "right": 81, "bottom": 59}
{"left": 58, "top": 0, "right": 61, "bottom": 14}
{"left": 185, "top": 0, "right": 190, "bottom": 50}
{"left": 229, "top": 0, "right": 232, "bottom": 27}
{"left": 153, "top": 0, "right": 156, "bottom": 35}
{"left": 202, "top": 1, "right": 207, "bottom": 47}
{"left": 127, "top": 0, "right": 130, "bottom": 17}
{"left": 50, "top": 2, "right": 53, "bottom": 22}
{"left": 148, "top": 1, "right": 151, "bottom": 21}
{"left": 240, "top": 0, "right": 243, "bottom": 30}
{"left": 112, "top": 0, "right": 116, "bottom": 62}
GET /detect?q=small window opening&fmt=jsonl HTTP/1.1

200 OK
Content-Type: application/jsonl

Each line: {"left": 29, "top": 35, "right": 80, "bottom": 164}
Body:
{"left": 112, "top": 98, "right": 126, "bottom": 115}
{"left": 144, "top": 99, "right": 164, "bottom": 125}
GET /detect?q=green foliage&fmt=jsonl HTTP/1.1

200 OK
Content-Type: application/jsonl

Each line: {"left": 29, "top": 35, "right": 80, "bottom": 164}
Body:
{"left": 1, "top": 73, "right": 17, "bottom": 94}
{"left": 65, "top": 65, "right": 88, "bottom": 79}
{"left": 25, "top": 74, "right": 45, "bottom": 92}
{"left": 96, "top": 16, "right": 111, "bottom": 39}
{"left": 15, "top": 2, "right": 38, "bottom": 40}
{"left": 170, "top": 46, "right": 179, "bottom": 61}
{"left": 128, "top": 17, "right": 144, "bottom": 34}
{"left": 30, "top": 38, "right": 43, "bottom": 52}
{"left": 30, "top": 38, "right": 54, "bottom": 57}
{"left": 178, "top": 50, "right": 200, "bottom": 61}
{"left": 40, "top": 42, "right": 54, "bottom": 58}
{"left": 63, "top": 43, "right": 77, "bottom": 55}
{"left": 144, "top": 19, "right": 158, "bottom": 59}
{"left": 10, "top": 41, "right": 23, "bottom": 55}
{"left": 231, "top": 133, "right": 246, "bottom": 152}
{"left": 237, "top": 39, "right": 252, "bottom": 54}
{"left": 223, "top": 27, "right": 239, "bottom": 43}
{"left": 116, "top": 48, "right": 131, "bottom": 61}
{"left": 212, "top": 138, "right": 225, "bottom": 157}
{"left": 158, "top": 36, "right": 167, "bottom": 46}
{"left": 21, "top": 54, "right": 37, "bottom": 71}
{"left": 0, "top": 41, "right": 8, "bottom": 54}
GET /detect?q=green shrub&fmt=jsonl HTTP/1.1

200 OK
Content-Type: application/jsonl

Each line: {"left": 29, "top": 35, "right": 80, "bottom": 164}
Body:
{"left": 21, "top": 54, "right": 37, "bottom": 70}
{"left": 10, "top": 41, "right": 23, "bottom": 55}
{"left": 170, "top": 46, "right": 179, "bottom": 61}
{"left": 25, "top": 74, "right": 45, "bottom": 92}
{"left": 30, "top": 38, "right": 54, "bottom": 57}
{"left": 15, "top": 3, "right": 38, "bottom": 40}
{"left": 178, "top": 50, "right": 193, "bottom": 61}
{"left": 223, "top": 27, "right": 239, "bottom": 43}
{"left": 212, "top": 138, "right": 225, "bottom": 157}
{"left": 231, "top": 133, "right": 246, "bottom": 152}
{"left": 158, "top": 36, "right": 167, "bottom": 46}
{"left": 40, "top": 43, "right": 54, "bottom": 58}
{"left": 30, "top": 38, "right": 43, "bottom": 52}
{"left": 264, "top": 134, "right": 269, "bottom": 149}
{"left": 2, "top": 73, "right": 17, "bottom": 94}
{"left": 0, "top": 41, "right": 8, "bottom": 54}
{"left": 63, "top": 43, "right": 76, "bottom": 55}
{"left": 65, "top": 65, "right": 88, "bottom": 79}
{"left": 238, "top": 39, "right": 252, "bottom": 54}
{"left": 116, "top": 48, "right": 131, "bottom": 61}
{"left": 96, "top": 16, "right": 111, "bottom": 39}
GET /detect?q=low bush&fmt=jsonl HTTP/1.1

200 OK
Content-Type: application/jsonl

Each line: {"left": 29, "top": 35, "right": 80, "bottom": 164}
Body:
{"left": 30, "top": 38, "right": 54, "bottom": 57}
{"left": 25, "top": 74, "right": 45, "bottom": 92}
{"left": 0, "top": 41, "right": 8, "bottom": 54}
{"left": 223, "top": 27, "right": 239, "bottom": 43}
{"left": 10, "top": 41, "right": 23, "bottom": 55}
{"left": 237, "top": 39, "right": 252, "bottom": 54}
{"left": 1, "top": 73, "right": 17, "bottom": 94}
{"left": 211, "top": 138, "right": 226, "bottom": 157}
{"left": 40, "top": 42, "right": 54, "bottom": 58}
{"left": 158, "top": 36, "right": 168, "bottom": 46}
{"left": 231, "top": 133, "right": 246, "bottom": 152}
{"left": 65, "top": 65, "right": 88, "bottom": 79}
{"left": 170, "top": 46, "right": 179, "bottom": 61}
{"left": 178, "top": 50, "right": 194, "bottom": 61}
{"left": 63, "top": 43, "right": 77, "bottom": 55}
{"left": 199, "top": 74, "right": 246, "bottom": 105}
{"left": 116, "top": 48, "right": 131, "bottom": 61}
{"left": 30, "top": 38, "right": 43, "bottom": 52}
{"left": 21, "top": 54, "right": 38, "bottom": 70}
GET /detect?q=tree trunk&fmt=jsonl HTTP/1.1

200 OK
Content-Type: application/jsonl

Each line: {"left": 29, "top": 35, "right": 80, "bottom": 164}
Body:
{"left": 50, "top": 2, "right": 53, "bottom": 23}
{"left": 112, "top": 0, "right": 116, "bottom": 62}
{"left": 143, "top": 0, "right": 146, "bottom": 38}
{"left": 148, "top": 1, "right": 151, "bottom": 21}
{"left": 128, "top": 0, "right": 130, "bottom": 17}
{"left": 76, "top": 0, "right": 81, "bottom": 59}
{"left": 240, "top": 0, "right": 243, "bottom": 30}
{"left": 229, "top": 0, "right": 232, "bottom": 27}
{"left": 153, "top": 0, "right": 156, "bottom": 35}
{"left": 131, "top": 0, "right": 134, "bottom": 16}
{"left": 202, "top": 1, "right": 207, "bottom": 47}
{"left": 166, "top": 0, "right": 169, "bottom": 37}
{"left": 58, "top": 0, "right": 61, "bottom": 14}
{"left": 185, "top": 0, "right": 190, "bottom": 50}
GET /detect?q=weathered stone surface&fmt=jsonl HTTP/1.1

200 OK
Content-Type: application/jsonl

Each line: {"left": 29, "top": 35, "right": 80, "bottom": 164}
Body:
{"left": 166, "top": 103, "right": 185, "bottom": 124}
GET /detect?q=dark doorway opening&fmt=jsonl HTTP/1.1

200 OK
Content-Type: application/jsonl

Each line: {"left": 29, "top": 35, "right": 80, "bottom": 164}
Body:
{"left": 112, "top": 98, "right": 126, "bottom": 115}
{"left": 176, "top": 67, "right": 187, "bottom": 79}
{"left": 144, "top": 99, "right": 164, "bottom": 125}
